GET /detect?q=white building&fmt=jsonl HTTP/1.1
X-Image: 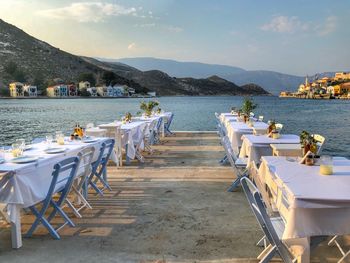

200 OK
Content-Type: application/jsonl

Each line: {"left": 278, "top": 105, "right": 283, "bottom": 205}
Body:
{"left": 23, "top": 85, "right": 37, "bottom": 97}
{"left": 78, "top": 81, "right": 90, "bottom": 90}
{"left": 106, "top": 85, "right": 114, "bottom": 97}
{"left": 113, "top": 85, "right": 126, "bottom": 97}
{"left": 96, "top": 86, "right": 107, "bottom": 97}
{"left": 87, "top": 87, "right": 98, "bottom": 97}
{"left": 147, "top": 91, "right": 156, "bottom": 97}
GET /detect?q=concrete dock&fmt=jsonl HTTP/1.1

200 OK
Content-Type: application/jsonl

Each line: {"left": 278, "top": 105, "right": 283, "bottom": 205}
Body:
{"left": 0, "top": 132, "right": 348, "bottom": 262}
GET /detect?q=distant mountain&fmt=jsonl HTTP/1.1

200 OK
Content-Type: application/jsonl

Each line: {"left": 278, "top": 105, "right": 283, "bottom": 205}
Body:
{"left": 104, "top": 57, "right": 246, "bottom": 78}
{"left": 83, "top": 57, "right": 269, "bottom": 96}
{"left": 0, "top": 19, "right": 269, "bottom": 97}
{"left": 110, "top": 57, "right": 308, "bottom": 95}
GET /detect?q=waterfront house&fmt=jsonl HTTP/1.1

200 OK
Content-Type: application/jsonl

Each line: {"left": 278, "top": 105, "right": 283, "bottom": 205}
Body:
{"left": 112, "top": 85, "right": 126, "bottom": 97}
{"left": 96, "top": 86, "right": 107, "bottom": 97}
{"left": 128, "top": 87, "right": 136, "bottom": 96}
{"left": 78, "top": 81, "right": 90, "bottom": 90}
{"left": 327, "top": 85, "right": 341, "bottom": 96}
{"left": 106, "top": 85, "right": 114, "bottom": 97}
{"left": 68, "top": 84, "right": 78, "bottom": 96}
{"left": 340, "top": 82, "right": 350, "bottom": 95}
{"left": 87, "top": 87, "right": 98, "bottom": 97}
{"left": 47, "top": 84, "right": 68, "bottom": 97}
{"left": 147, "top": 91, "right": 157, "bottom": 97}
{"left": 334, "top": 72, "right": 350, "bottom": 81}
{"left": 23, "top": 85, "right": 37, "bottom": 97}
{"left": 9, "top": 82, "right": 24, "bottom": 97}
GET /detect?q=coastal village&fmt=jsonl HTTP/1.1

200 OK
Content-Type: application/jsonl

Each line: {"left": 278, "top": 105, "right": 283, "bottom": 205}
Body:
{"left": 6, "top": 81, "right": 156, "bottom": 98}
{"left": 280, "top": 72, "right": 350, "bottom": 99}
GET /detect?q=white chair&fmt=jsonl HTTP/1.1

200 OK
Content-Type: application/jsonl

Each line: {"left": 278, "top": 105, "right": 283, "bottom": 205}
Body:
{"left": 275, "top": 123, "right": 284, "bottom": 131}
{"left": 250, "top": 112, "right": 255, "bottom": 117}
{"left": 312, "top": 134, "right": 325, "bottom": 155}
{"left": 66, "top": 146, "right": 95, "bottom": 218}
{"left": 258, "top": 116, "right": 264, "bottom": 122}
{"left": 221, "top": 135, "right": 248, "bottom": 192}
{"left": 328, "top": 236, "right": 350, "bottom": 263}
{"left": 105, "top": 126, "right": 122, "bottom": 166}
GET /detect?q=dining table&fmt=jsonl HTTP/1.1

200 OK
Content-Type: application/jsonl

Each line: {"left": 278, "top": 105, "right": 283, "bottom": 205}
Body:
{"left": 225, "top": 120, "right": 269, "bottom": 153}
{"left": 0, "top": 137, "right": 108, "bottom": 249}
{"left": 239, "top": 134, "right": 300, "bottom": 167}
{"left": 258, "top": 156, "right": 350, "bottom": 263}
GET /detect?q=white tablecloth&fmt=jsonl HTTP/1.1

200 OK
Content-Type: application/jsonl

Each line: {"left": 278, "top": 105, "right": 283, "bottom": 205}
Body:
{"left": 98, "top": 121, "right": 147, "bottom": 160}
{"left": 259, "top": 156, "right": 350, "bottom": 240}
{"left": 0, "top": 138, "right": 106, "bottom": 216}
{"left": 239, "top": 134, "right": 300, "bottom": 166}
{"left": 226, "top": 121, "right": 268, "bottom": 152}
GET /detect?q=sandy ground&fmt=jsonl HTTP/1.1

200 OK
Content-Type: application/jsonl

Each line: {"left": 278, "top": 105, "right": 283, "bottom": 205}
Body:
{"left": 0, "top": 132, "right": 348, "bottom": 262}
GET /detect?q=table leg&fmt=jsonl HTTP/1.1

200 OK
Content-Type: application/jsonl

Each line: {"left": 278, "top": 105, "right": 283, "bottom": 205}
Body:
{"left": 285, "top": 237, "right": 310, "bottom": 263}
{"left": 125, "top": 144, "right": 130, "bottom": 165}
{"left": 9, "top": 204, "right": 22, "bottom": 249}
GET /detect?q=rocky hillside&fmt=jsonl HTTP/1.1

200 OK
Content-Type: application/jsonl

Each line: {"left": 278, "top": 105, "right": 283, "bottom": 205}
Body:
{"left": 0, "top": 19, "right": 269, "bottom": 96}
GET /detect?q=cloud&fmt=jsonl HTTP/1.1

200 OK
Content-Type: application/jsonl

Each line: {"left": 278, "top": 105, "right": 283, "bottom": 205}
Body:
{"left": 37, "top": 2, "right": 137, "bottom": 23}
{"left": 134, "top": 23, "right": 156, "bottom": 28}
{"left": 128, "top": 42, "right": 136, "bottom": 50}
{"left": 260, "top": 16, "right": 307, "bottom": 33}
{"left": 164, "top": 25, "right": 183, "bottom": 33}
{"left": 317, "top": 16, "right": 337, "bottom": 36}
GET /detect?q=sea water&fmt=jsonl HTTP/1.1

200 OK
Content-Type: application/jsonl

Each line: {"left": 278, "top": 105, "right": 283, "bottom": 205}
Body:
{"left": 0, "top": 96, "right": 349, "bottom": 157}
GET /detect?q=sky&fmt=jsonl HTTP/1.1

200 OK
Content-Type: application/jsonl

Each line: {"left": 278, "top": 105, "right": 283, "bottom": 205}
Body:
{"left": 0, "top": 0, "right": 350, "bottom": 76}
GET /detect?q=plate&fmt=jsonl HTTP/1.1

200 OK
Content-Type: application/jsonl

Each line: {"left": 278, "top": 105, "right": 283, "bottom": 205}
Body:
{"left": 44, "top": 148, "right": 66, "bottom": 154}
{"left": 83, "top": 139, "right": 98, "bottom": 143}
{"left": 11, "top": 156, "right": 38, "bottom": 164}
{"left": 24, "top": 145, "right": 33, "bottom": 151}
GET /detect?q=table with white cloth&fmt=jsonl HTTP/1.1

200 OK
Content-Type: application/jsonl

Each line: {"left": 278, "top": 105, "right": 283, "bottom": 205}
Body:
{"left": 258, "top": 156, "right": 350, "bottom": 263}
{"left": 0, "top": 138, "right": 107, "bottom": 248}
{"left": 239, "top": 134, "right": 300, "bottom": 167}
{"left": 225, "top": 121, "right": 269, "bottom": 153}
{"left": 220, "top": 113, "right": 256, "bottom": 127}
{"left": 98, "top": 121, "right": 147, "bottom": 161}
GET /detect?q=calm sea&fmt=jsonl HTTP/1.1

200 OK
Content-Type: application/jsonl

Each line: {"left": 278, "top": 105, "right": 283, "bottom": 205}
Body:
{"left": 0, "top": 96, "right": 349, "bottom": 157}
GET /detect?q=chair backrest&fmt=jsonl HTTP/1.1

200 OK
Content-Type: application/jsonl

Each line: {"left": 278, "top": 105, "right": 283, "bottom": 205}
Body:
{"left": 92, "top": 139, "right": 115, "bottom": 172}
{"left": 240, "top": 177, "right": 293, "bottom": 263}
{"left": 248, "top": 161, "right": 275, "bottom": 215}
{"left": 275, "top": 123, "right": 284, "bottom": 131}
{"left": 258, "top": 116, "right": 264, "bottom": 122}
{"left": 155, "top": 117, "right": 163, "bottom": 132}
{"left": 312, "top": 134, "right": 325, "bottom": 154}
{"left": 86, "top": 123, "right": 94, "bottom": 129}
{"left": 48, "top": 156, "right": 81, "bottom": 204}
{"left": 250, "top": 112, "right": 255, "bottom": 117}
{"left": 77, "top": 146, "right": 95, "bottom": 178}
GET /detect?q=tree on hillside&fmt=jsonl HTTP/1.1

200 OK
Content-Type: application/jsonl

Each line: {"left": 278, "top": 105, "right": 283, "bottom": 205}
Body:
{"left": 102, "top": 71, "right": 116, "bottom": 86}
{"left": 4, "top": 61, "right": 17, "bottom": 75}
{"left": 78, "top": 72, "right": 96, "bottom": 86}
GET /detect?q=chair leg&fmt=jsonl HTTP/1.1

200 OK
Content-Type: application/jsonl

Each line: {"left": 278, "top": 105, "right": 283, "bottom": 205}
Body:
{"left": 227, "top": 171, "right": 248, "bottom": 192}
{"left": 219, "top": 155, "right": 228, "bottom": 164}
{"left": 259, "top": 245, "right": 277, "bottom": 263}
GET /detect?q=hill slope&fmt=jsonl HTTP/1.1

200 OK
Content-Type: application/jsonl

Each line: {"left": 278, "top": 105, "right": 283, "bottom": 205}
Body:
{"left": 0, "top": 19, "right": 269, "bottom": 96}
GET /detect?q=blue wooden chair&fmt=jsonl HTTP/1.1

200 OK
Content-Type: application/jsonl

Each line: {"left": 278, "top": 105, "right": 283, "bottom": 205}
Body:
{"left": 88, "top": 139, "right": 115, "bottom": 196}
{"left": 25, "top": 156, "right": 81, "bottom": 239}
{"left": 151, "top": 117, "right": 163, "bottom": 145}
{"left": 221, "top": 135, "right": 248, "bottom": 192}
{"left": 164, "top": 113, "right": 174, "bottom": 135}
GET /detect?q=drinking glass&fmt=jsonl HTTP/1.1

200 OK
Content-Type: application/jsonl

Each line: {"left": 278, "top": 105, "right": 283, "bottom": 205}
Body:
{"left": 320, "top": 155, "right": 333, "bottom": 175}
{"left": 11, "top": 143, "right": 23, "bottom": 157}
{"left": 46, "top": 135, "right": 53, "bottom": 148}
{"left": 56, "top": 131, "right": 65, "bottom": 145}
{"left": 16, "top": 139, "right": 25, "bottom": 151}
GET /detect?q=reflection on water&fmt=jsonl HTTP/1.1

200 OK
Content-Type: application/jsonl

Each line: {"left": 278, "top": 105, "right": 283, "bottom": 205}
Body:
{"left": 0, "top": 96, "right": 349, "bottom": 157}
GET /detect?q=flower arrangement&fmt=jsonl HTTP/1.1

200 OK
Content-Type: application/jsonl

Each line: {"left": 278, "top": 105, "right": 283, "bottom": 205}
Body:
{"left": 300, "top": 131, "right": 317, "bottom": 155}
{"left": 241, "top": 97, "right": 257, "bottom": 117}
{"left": 140, "top": 100, "right": 159, "bottom": 117}
{"left": 124, "top": 112, "right": 132, "bottom": 122}
{"left": 156, "top": 108, "right": 162, "bottom": 114}
{"left": 267, "top": 120, "right": 276, "bottom": 134}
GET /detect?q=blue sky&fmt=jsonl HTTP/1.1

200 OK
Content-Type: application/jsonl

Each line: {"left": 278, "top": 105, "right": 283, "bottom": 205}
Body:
{"left": 0, "top": 0, "right": 349, "bottom": 75}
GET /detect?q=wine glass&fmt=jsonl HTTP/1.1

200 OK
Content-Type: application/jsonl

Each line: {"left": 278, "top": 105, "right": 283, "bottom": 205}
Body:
{"left": 46, "top": 135, "right": 53, "bottom": 148}
{"left": 16, "top": 139, "right": 25, "bottom": 151}
{"left": 11, "top": 143, "right": 23, "bottom": 157}
{"left": 56, "top": 131, "right": 64, "bottom": 145}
